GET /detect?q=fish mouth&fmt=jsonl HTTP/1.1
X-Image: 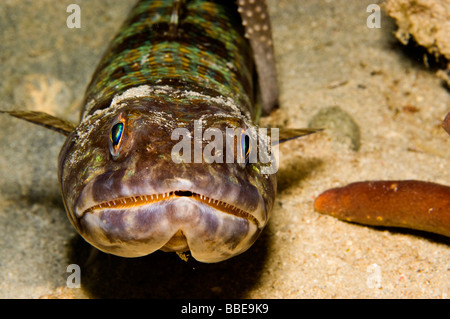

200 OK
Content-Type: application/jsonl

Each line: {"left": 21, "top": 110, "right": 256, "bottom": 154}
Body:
{"left": 80, "top": 190, "right": 260, "bottom": 228}
{"left": 73, "top": 189, "right": 264, "bottom": 262}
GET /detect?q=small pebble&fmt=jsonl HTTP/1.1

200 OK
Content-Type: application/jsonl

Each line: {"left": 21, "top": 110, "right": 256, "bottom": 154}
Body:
{"left": 308, "top": 106, "right": 361, "bottom": 151}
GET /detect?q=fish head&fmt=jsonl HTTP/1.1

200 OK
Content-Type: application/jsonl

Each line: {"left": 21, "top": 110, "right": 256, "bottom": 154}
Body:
{"left": 58, "top": 96, "right": 276, "bottom": 263}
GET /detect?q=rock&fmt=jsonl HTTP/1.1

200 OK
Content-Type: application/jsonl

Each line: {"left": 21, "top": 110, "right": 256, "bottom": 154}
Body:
{"left": 385, "top": 0, "right": 450, "bottom": 64}
{"left": 308, "top": 106, "right": 361, "bottom": 151}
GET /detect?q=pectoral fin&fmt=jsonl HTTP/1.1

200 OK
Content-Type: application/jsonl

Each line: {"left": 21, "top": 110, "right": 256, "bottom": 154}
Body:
{"left": 0, "top": 110, "right": 76, "bottom": 136}
{"left": 272, "top": 128, "right": 323, "bottom": 145}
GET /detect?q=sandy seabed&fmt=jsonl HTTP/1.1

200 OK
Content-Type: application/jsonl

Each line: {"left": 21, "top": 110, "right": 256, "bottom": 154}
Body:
{"left": 0, "top": 0, "right": 448, "bottom": 298}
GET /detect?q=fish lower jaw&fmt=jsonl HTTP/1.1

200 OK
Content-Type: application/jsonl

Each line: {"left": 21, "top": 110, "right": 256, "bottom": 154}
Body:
{"left": 160, "top": 229, "right": 189, "bottom": 252}
{"left": 77, "top": 197, "right": 260, "bottom": 263}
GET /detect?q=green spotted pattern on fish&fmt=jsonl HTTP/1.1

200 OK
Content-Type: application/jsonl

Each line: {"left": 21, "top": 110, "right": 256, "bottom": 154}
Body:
{"left": 1, "top": 0, "right": 316, "bottom": 263}
{"left": 84, "top": 0, "right": 255, "bottom": 121}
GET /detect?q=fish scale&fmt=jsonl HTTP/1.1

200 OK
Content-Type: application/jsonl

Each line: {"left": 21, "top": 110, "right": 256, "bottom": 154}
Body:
{"left": 83, "top": 0, "right": 255, "bottom": 120}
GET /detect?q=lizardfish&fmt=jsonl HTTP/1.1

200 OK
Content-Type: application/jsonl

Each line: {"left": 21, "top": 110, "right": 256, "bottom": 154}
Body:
{"left": 1, "top": 0, "right": 317, "bottom": 263}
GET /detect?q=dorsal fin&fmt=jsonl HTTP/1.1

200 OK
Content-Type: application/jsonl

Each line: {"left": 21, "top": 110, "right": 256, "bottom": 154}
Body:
{"left": 168, "top": 0, "right": 184, "bottom": 39}
{"left": 237, "top": 0, "right": 278, "bottom": 115}
{"left": 0, "top": 110, "right": 76, "bottom": 136}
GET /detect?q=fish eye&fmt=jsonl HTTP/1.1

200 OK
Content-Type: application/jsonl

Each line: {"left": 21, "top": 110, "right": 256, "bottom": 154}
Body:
{"left": 240, "top": 130, "right": 251, "bottom": 166}
{"left": 109, "top": 116, "right": 126, "bottom": 160}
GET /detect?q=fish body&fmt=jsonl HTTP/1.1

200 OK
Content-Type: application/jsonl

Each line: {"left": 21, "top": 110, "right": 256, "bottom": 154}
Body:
{"left": 82, "top": 0, "right": 256, "bottom": 121}
{"left": 59, "top": 0, "right": 279, "bottom": 263}
{"left": 2, "top": 0, "right": 317, "bottom": 263}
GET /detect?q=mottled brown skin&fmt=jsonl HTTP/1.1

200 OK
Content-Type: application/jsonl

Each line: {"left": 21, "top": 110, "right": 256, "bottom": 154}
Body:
{"left": 315, "top": 111, "right": 450, "bottom": 238}
{"left": 58, "top": 90, "right": 276, "bottom": 261}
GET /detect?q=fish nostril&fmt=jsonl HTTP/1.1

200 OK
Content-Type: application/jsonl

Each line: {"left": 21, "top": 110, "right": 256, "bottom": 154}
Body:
{"left": 175, "top": 190, "right": 193, "bottom": 197}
